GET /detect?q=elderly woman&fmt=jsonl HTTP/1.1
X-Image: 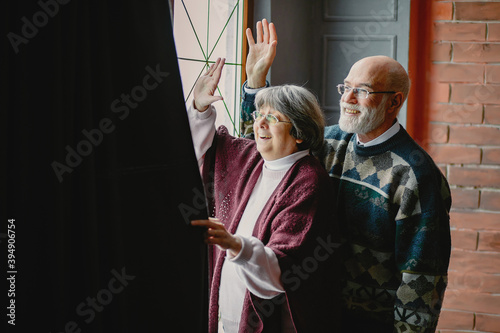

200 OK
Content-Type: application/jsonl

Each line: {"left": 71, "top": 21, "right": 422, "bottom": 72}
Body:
{"left": 190, "top": 58, "right": 339, "bottom": 333}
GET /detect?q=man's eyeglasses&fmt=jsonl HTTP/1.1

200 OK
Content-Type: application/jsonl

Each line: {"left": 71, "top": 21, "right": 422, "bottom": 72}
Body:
{"left": 337, "top": 84, "right": 396, "bottom": 99}
{"left": 251, "top": 111, "right": 292, "bottom": 125}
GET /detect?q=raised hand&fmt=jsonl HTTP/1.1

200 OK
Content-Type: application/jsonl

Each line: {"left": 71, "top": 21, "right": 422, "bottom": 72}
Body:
{"left": 245, "top": 19, "right": 277, "bottom": 88}
{"left": 193, "top": 57, "right": 225, "bottom": 112}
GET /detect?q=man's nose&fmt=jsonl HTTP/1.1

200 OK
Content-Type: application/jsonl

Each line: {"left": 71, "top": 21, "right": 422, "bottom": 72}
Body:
{"left": 342, "top": 88, "right": 358, "bottom": 103}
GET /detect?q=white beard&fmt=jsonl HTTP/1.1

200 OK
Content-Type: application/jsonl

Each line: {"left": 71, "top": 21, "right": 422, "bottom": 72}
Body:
{"left": 338, "top": 99, "right": 387, "bottom": 134}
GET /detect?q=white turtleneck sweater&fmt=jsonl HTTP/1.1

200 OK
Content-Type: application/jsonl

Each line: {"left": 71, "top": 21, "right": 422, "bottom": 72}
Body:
{"left": 187, "top": 103, "right": 305, "bottom": 333}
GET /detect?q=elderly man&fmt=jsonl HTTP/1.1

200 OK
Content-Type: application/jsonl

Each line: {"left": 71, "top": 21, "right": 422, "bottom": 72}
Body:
{"left": 241, "top": 19, "right": 451, "bottom": 333}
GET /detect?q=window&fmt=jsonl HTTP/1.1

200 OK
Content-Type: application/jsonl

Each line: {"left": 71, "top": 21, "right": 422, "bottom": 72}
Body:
{"left": 173, "top": 0, "right": 246, "bottom": 137}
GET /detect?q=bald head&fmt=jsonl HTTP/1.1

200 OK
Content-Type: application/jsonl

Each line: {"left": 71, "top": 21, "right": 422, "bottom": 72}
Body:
{"left": 350, "top": 56, "right": 410, "bottom": 102}
{"left": 340, "top": 56, "right": 410, "bottom": 141}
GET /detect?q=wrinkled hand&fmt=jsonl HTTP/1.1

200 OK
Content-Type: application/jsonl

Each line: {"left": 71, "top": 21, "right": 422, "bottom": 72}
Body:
{"left": 245, "top": 19, "right": 277, "bottom": 88}
{"left": 191, "top": 217, "right": 242, "bottom": 256}
{"left": 193, "top": 57, "right": 225, "bottom": 112}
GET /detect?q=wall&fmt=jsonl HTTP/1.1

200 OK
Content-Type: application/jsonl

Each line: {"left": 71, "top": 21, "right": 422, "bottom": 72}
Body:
{"left": 422, "top": 1, "right": 500, "bottom": 332}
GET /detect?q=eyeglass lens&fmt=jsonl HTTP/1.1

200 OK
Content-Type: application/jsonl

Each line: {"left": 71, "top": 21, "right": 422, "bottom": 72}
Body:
{"left": 338, "top": 85, "right": 368, "bottom": 98}
{"left": 253, "top": 111, "right": 278, "bottom": 124}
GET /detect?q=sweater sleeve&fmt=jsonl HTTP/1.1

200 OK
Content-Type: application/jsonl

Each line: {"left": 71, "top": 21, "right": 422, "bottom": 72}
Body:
{"left": 240, "top": 80, "right": 269, "bottom": 138}
{"left": 393, "top": 174, "right": 451, "bottom": 332}
{"left": 227, "top": 236, "right": 285, "bottom": 299}
{"left": 186, "top": 101, "right": 217, "bottom": 167}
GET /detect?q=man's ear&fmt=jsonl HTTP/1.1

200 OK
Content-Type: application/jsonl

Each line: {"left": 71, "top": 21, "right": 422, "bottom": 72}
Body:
{"left": 388, "top": 92, "right": 404, "bottom": 114}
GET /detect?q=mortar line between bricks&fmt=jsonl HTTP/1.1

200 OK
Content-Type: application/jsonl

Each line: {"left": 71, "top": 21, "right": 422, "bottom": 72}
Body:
{"left": 435, "top": 20, "right": 500, "bottom": 24}
{"left": 431, "top": 122, "right": 500, "bottom": 129}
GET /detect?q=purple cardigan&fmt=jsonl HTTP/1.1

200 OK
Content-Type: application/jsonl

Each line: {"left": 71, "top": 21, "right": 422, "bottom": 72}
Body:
{"left": 202, "top": 126, "right": 341, "bottom": 333}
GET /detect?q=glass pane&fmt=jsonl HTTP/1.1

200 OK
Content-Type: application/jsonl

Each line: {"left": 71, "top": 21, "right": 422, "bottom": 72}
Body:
{"left": 173, "top": 0, "right": 244, "bottom": 137}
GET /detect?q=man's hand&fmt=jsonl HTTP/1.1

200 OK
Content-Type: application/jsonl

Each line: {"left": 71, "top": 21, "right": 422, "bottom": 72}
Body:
{"left": 191, "top": 217, "right": 242, "bottom": 257}
{"left": 245, "top": 19, "right": 277, "bottom": 89}
{"left": 193, "top": 57, "right": 225, "bottom": 112}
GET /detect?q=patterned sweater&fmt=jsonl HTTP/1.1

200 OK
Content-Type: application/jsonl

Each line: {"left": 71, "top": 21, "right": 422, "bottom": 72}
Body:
{"left": 322, "top": 125, "right": 451, "bottom": 332}
{"left": 241, "top": 86, "right": 452, "bottom": 332}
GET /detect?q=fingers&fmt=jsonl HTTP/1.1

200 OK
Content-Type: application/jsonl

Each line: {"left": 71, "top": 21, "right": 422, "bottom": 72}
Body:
{"left": 248, "top": 19, "right": 275, "bottom": 49}
{"left": 206, "top": 57, "right": 221, "bottom": 76}
{"left": 191, "top": 217, "right": 222, "bottom": 229}
{"left": 204, "top": 58, "right": 225, "bottom": 80}
{"left": 269, "top": 22, "right": 278, "bottom": 44}
{"left": 246, "top": 28, "right": 255, "bottom": 46}
{"left": 262, "top": 18, "right": 269, "bottom": 44}
{"left": 256, "top": 21, "right": 263, "bottom": 44}
{"left": 212, "top": 58, "right": 225, "bottom": 82}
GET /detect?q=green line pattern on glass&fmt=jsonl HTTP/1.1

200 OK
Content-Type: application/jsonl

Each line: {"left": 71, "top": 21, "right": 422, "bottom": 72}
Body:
{"left": 179, "top": 0, "right": 207, "bottom": 60}
{"left": 179, "top": 0, "right": 242, "bottom": 137}
{"left": 178, "top": 57, "right": 241, "bottom": 66}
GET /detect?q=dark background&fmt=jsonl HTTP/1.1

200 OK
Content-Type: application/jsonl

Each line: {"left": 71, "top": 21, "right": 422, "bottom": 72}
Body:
{"left": 3, "top": 1, "right": 208, "bottom": 331}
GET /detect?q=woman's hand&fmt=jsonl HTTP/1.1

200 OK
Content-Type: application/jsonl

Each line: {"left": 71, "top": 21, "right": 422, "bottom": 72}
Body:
{"left": 191, "top": 217, "right": 242, "bottom": 256}
{"left": 193, "top": 57, "right": 225, "bottom": 112}
{"left": 245, "top": 19, "right": 277, "bottom": 89}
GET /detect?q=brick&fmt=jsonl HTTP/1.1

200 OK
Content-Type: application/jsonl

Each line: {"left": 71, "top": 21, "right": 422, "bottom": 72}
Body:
{"left": 485, "top": 105, "right": 500, "bottom": 124}
{"left": 455, "top": 2, "right": 500, "bottom": 21}
{"left": 448, "top": 271, "right": 500, "bottom": 293}
{"left": 428, "top": 145, "right": 481, "bottom": 164}
{"left": 436, "top": 310, "right": 474, "bottom": 330}
{"left": 433, "top": 63, "right": 484, "bottom": 83}
{"left": 432, "top": 2, "right": 453, "bottom": 21}
{"left": 430, "top": 83, "right": 451, "bottom": 103}
{"left": 429, "top": 104, "right": 483, "bottom": 124}
{"left": 450, "top": 84, "right": 500, "bottom": 104}
{"left": 442, "top": 289, "right": 500, "bottom": 313}
{"left": 476, "top": 313, "right": 500, "bottom": 333}
{"left": 486, "top": 65, "right": 500, "bottom": 83}
{"left": 489, "top": 23, "right": 500, "bottom": 42}
{"left": 431, "top": 42, "right": 452, "bottom": 61}
{"left": 453, "top": 43, "right": 500, "bottom": 63}
{"left": 449, "top": 249, "right": 500, "bottom": 274}
{"left": 450, "top": 211, "right": 500, "bottom": 230}
{"left": 448, "top": 166, "right": 500, "bottom": 187}
{"left": 434, "top": 22, "right": 486, "bottom": 42}
{"left": 451, "top": 188, "right": 480, "bottom": 209}
{"left": 483, "top": 147, "right": 500, "bottom": 165}
{"left": 428, "top": 123, "right": 449, "bottom": 143}
{"left": 478, "top": 230, "right": 500, "bottom": 252}
{"left": 449, "top": 125, "right": 500, "bottom": 145}
{"left": 481, "top": 190, "right": 500, "bottom": 211}
{"left": 451, "top": 228, "right": 478, "bottom": 250}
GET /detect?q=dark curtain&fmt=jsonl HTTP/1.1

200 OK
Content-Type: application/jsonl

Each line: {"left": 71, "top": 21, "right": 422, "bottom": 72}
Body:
{"left": 3, "top": 1, "right": 208, "bottom": 332}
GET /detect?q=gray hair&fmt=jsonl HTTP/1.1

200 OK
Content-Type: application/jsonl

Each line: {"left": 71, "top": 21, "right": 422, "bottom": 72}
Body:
{"left": 255, "top": 85, "right": 325, "bottom": 153}
{"left": 387, "top": 66, "right": 411, "bottom": 103}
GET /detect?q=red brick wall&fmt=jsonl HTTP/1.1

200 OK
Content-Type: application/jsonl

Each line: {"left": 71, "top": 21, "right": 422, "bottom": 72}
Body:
{"left": 422, "top": 1, "right": 500, "bottom": 332}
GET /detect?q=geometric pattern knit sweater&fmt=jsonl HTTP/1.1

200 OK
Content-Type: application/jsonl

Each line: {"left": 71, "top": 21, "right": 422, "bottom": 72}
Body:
{"left": 241, "top": 86, "right": 451, "bottom": 332}
{"left": 322, "top": 125, "right": 452, "bottom": 333}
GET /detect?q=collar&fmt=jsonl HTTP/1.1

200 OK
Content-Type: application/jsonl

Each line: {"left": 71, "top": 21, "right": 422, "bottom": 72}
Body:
{"left": 356, "top": 121, "right": 401, "bottom": 147}
{"left": 264, "top": 150, "right": 310, "bottom": 171}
